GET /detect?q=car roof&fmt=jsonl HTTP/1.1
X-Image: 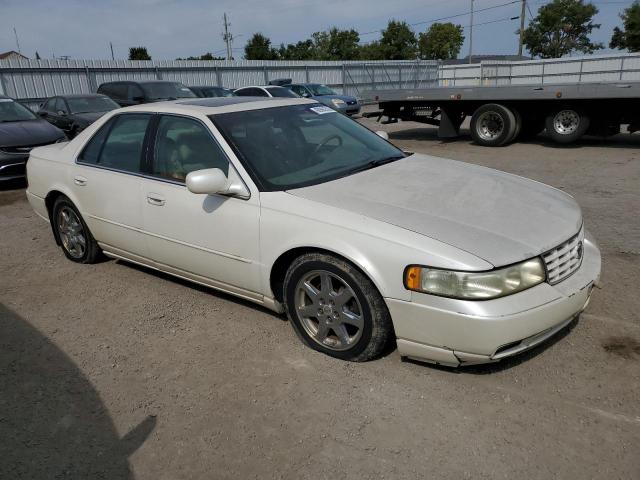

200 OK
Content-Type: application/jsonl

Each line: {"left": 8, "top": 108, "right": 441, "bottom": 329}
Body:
{"left": 121, "top": 96, "right": 315, "bottom": 115}
{"left": 190, "top": 85, "right": 229, "bottom": 89}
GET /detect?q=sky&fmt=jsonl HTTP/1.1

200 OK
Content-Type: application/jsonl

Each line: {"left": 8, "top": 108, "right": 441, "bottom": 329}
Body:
{"left": 0, "top": 0, "right": 636, "bottom": 60}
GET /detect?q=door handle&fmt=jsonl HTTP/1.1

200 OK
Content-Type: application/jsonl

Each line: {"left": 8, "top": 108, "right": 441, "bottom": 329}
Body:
{"left": 74, "top": 175, "right": 87, "bottom": 186}
{"left": 146, "top": 193, "right": 165, "bottom": 206}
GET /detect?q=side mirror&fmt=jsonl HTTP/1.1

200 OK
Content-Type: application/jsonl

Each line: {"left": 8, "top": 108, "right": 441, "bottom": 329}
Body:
{"left": 302, "top": 92, "right": 310, "bottom": 98}
{"left": 38, "top": 111, "right": 47, "bottom": 117}
{"left": 132, "top": 95, "right": 145, "bottom": 103}
{"left": 57, "top": 110, "right": 67, "bottom": 116}
{"left": 186, "top": 168, "right": 228, "bottom": 195}
{"left": 375, "top": 130, "right": 389, "bottom": 140}
{"left": 185, "top": 168, "right": 250, "bottom": 199}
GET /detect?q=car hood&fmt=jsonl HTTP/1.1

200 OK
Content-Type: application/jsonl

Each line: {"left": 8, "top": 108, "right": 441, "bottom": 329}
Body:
{"left": 0, "top": 119, "right": 64, "bottom": 147}
{"left": 287, "top": 154, "right": 582, "bottom": 267}
{"left": 72, "top": 111, "right": 109, "bottom": 124}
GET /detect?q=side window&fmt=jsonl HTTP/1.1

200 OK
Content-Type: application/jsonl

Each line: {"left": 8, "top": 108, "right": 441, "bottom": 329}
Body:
{"left": 128, "top": 84, "right": 144, "bottom": 101}
{"left": 292, "top": 85, "right": 306, "bottom": 97}
{"left": 77, "top": 117, "right": 114, "bottom": 165}
{"left": 44, "top": 98, "right": 57, "bottom": 112}
{"left": 152, "top": 115, "right": 229, "bottom": 182}
{"left": 55, "top": 98, "right": 67, "bottom": 113}
{"left": 78, "top": 114, "right": 150, "bottom": 172}
{"left": 112, "top": 84, "right": 127, "bottom": 99}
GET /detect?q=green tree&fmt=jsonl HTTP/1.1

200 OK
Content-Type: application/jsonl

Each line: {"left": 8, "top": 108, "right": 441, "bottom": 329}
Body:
{"left": 177, "top": 53, "right": 225, "bottom": 60}
{"left": 129, "top": 47, "right": 151, "bottom": 60}
{"left": 379, "top": 20, "right": 418, "bottom": 59}
{"left": 312, "top": 27, "right": 360, "bottom": 60}
{"left": 358, "top": 41, "right": 386, "bottom": 60}
{"left": 278, "top": 40, "right": 316, "bottom": 60}
{"left": 418, "top": 22, "right": 465, "bottom": 60}
{"left": 610, "top": 1, "right": 640, "bottom": 52}
{"left": 244, "top": 33, "right": 278, "bottom": 60}
{"left": 522, "top": 0, "right": 603, "bottom": 58}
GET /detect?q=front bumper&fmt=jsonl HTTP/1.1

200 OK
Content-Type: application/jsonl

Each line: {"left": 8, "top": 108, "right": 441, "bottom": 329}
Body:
{"left": 0, "top": 154, "right": 28, "bottom": 181}
{"left": 387, "top": 230, "right": 601, "bottom": 367}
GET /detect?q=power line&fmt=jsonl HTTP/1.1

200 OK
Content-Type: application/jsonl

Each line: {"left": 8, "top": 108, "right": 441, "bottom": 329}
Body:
{"left": 359, "top": 0, "right": 520, "bottom": 36}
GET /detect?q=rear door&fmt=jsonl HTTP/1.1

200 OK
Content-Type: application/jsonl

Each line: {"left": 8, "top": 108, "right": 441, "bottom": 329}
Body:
{"left": 72, "top": 113, "right": 153, "bottom": 261}
{"left": 140, "top": 113, "right": 261, "bottom": 298}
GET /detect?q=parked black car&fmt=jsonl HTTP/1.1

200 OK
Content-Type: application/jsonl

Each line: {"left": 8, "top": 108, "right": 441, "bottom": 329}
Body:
{"left": 38, "top": 94, "right": 119, "bottom": 138}
{"left": 189, "top": 86, "right": 236, "bottom": 98}
{"left": 97, "top": 80, "right": 196, "bottom": 106}
{"left": 0, "top": 96, "right": 65, "bottom": 182}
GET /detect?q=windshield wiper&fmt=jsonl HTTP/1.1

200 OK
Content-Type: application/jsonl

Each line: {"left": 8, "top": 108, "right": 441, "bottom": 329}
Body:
{"left": 346, "top": 155, "right": 406, "bottom": 175}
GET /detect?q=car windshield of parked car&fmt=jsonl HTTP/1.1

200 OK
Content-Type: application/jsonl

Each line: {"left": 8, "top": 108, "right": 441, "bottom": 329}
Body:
{"left": 0, "top": 99, "right": 37, "bottom": 122}
{"left": 308, "top": 84, "right": 337, "bottom": 96}
{"left": 212, "top": 104, "right": 404, "bottom": 191}
{"left": 142, "top": 82, "right": 197, "bottom": 100}
{"left": 66, "top": 96, "right": 119, "bottom": 113}
{"left": 265, "top": 87, "right": 300, "bottom": 98}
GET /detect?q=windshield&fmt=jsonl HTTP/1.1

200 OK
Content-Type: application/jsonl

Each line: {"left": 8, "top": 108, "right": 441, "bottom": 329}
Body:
{"left": 308, "top": 84, "right": 337, "bottom": 96}
{"left": 67, "top": 96, "right": 119, "bottom": 113}
{"left": 265, "top": 87, "right": 299, "bottom": 98}
{"left": 212, "top": 104, "right": 404, "bottom": 191}
{"left": 0, "top": 99, "right": 37, "bottom": 122}
{"left": 142, "top": 82, "right": 197, "bottom": 100}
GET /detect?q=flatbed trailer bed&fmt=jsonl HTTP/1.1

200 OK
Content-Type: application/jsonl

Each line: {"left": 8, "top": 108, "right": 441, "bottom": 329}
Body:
{"left": 362, "top": 81, "right": 640, "bottom": 146}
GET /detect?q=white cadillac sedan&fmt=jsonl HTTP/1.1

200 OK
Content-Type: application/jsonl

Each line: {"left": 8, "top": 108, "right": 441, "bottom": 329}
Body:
{"left": 26, "top": 97, "right": 601, "bottom": 366}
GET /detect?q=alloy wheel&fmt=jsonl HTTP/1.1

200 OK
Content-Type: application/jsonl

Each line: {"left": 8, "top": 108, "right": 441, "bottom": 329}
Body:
{"left": 57, "top": 206, "right": 86, "bottom": 259}
{"left": 294, "top": 270, "right": 364, "bottom": 351}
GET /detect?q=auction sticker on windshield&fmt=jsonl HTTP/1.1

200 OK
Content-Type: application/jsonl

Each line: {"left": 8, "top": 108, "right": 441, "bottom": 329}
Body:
{"left": 310, "top": 105, "right": 335, "bottom": 115}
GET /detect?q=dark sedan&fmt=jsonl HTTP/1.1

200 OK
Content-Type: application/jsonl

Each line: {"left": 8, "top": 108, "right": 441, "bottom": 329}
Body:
{"left": 189, "top": 86, "right": 236, "bottom": 98}
{"left": 38, "top": 94, "right": 119, "bottom": 138}
{"left": 0, "top": 96, "right": 65, "bottom": 182}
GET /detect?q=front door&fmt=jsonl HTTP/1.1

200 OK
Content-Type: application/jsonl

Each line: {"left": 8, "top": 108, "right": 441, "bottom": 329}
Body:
{"left": 140, "top": 114, "right": 261, "bottom": 299}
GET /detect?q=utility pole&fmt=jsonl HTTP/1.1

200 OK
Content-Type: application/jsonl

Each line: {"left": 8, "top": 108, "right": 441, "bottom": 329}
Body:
{"left": 518, "top": 0, "right": 526, "bottom": 57}
{"left": 468, "top": 0, "right": 474, "bottom": 64}
{"left": 13, "top": 27, "right": 21, "bottom": 55}
{"left": 110, "top": 42, "right": 115, "bottom": 60}
{"left": 223, "top": 13, "right": 233, "bottom": 60}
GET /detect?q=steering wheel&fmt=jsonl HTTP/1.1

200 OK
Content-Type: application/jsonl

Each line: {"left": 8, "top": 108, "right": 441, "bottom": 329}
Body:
{"left": 313, "top": 134, "right": 343, "bottom": 156}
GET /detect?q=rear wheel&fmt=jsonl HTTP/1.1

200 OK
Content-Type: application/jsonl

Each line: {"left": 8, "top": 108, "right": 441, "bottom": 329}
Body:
{"left": 545, "top": 108, "right": 590, "bottom": 144}
{"left": 470, "top": 104, "right": 517, "bottom": 147}
{"left": 283, "top": 253, "right": 393, "bottom": 361}
{"left": 52, "top": 196, "right": 101, "bottom": 263}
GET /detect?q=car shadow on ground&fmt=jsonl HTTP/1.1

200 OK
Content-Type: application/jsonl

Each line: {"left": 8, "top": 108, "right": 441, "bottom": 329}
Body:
{"left": 403, "top": 316, "right": 579, "bottom": 374}
{"left": 112, "top": 260, "right": 401, "bottom": 360}
{"left": 0, "top": 303, "right": 156, "bottom": 479}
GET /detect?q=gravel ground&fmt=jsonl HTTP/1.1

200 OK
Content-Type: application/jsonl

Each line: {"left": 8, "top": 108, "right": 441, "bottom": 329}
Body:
{"left": 1, "top": 116, "right": 639, "bottom": 479}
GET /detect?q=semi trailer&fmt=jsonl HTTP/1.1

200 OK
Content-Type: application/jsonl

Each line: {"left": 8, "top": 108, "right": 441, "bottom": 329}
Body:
{"left": 362, "top": 81, "right": 640, "bottom": 147}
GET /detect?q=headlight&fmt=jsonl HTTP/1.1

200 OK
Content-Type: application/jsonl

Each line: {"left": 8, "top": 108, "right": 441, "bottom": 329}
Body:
{"left": 331, "top": 98, "right": 346, "bottom": 106}
{"left": 404, "top": 258, "right": 545, "bottom": 300}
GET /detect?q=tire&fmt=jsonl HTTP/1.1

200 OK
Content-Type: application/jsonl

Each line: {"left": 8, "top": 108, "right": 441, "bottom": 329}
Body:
{"left": 52, "top": 196, "right": 101, "bottom": 263}
{"left": 545, "top": 108, "right": 590, "bottom": 144}
{"left": 283, "top": 253, "right": 393, "bottom": 362}
{"left": 470, "top": 103, "right": 517, "bottom": 147}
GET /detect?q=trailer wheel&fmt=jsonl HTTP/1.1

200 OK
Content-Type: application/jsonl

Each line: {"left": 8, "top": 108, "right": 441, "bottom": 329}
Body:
{"left": 545, "top": 108, "right": 590, "bottom": 144}
{"left": 470, "top": 104, "right": 517, "bottom": 147}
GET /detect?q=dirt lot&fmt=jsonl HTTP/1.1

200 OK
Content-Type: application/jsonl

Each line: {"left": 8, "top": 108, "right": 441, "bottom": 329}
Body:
{"left": 1, "top": 118, "right": 639, "bottom": 479}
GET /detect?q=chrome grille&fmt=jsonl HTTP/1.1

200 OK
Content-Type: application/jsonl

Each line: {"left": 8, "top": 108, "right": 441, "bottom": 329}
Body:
{"left": 543, "top": 228, "right": 584, "bottom": 285}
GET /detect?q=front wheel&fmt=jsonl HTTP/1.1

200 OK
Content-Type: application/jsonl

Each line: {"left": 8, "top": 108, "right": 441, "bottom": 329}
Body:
{"left": 283, "top": 253, "right": 393, "bottom": 361}
{"left": 52, "top": 196, "right": 102, "bottom": 263}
